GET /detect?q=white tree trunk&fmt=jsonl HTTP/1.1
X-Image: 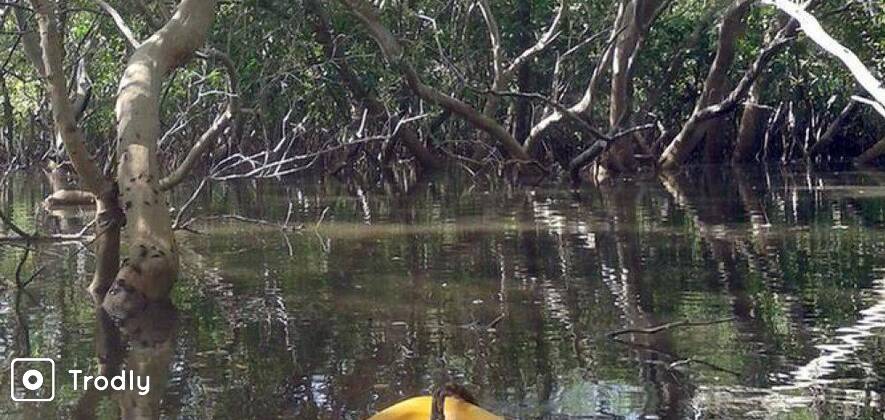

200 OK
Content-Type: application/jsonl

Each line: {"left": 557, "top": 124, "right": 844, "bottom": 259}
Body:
{"left": 105, "top": 0, "right": 217, "bottom": 314}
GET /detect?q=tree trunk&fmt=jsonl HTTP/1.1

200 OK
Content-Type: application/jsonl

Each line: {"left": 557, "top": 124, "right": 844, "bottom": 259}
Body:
{"left": 601, "top": 0, "right": 662, "bottom": 172}
{"left": 103, "top": 0, "right": 217, "bottom": 316}
{"left": 702, "top": 0, "right": 752, "bottom": 163}
{"left": 30, "top": 0, "right": 123, "bottom": 300}
{"left": 0, "top": 77, "right": 12, "bottom": 160}
{"left": 512, "top": 0, "right": 534, "bottom": 144}
{"left": 659, "top": 19, "right": 800, "bottom": 170}
{"left": 732, "top": 75, "right": 767, "bottom": 163}
{"left": 855, "top": 136, "right": 885, "bottom": 165}
{"left": 665, "top": 0, "right": 752, "bottom": 167}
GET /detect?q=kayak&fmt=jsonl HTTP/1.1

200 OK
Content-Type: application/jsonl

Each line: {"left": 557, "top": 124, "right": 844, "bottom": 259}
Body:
{"left": 368, "top": 395, "right": 503, "bottom": 420}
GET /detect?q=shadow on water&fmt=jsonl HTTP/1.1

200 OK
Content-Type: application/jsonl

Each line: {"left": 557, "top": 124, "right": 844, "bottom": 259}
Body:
{"left": 0, "top": 165, "right": 883, "bottom": 419}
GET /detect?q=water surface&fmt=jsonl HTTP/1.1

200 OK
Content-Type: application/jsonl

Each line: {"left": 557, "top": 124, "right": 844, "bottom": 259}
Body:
{"left": 1, "top": 166, "right": 883, "bottom": 419}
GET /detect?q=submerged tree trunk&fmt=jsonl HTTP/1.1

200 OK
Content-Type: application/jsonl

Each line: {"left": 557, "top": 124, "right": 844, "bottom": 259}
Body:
{"left": 104, "top": 0, "right": 217, "bottom": 316}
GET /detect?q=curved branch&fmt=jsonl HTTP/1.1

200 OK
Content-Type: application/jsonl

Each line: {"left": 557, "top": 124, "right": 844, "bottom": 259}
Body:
{"left": 764, "top": 0, "right": 885, "bottom": 114}
{"left": 160, "top": 48, "right": 238, "bottom": 191}
{"left": 31, "top": 0, "right": 110, "bottom": 195}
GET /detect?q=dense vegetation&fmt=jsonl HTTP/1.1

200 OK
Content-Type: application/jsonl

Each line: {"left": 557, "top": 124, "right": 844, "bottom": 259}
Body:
{"left": 1, "top": 0, "right": 884, "bottom": 181}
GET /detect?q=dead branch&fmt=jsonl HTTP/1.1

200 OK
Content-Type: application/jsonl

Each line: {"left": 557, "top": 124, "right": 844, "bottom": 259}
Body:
{"left": 160, "top": 48, "right": 240, "bottom": 191}
{"left": 43, "top": 189, "right": 96, "bottom": 207}
{"left": 338, "top": 0, "right": 531, "bottom": 161}
{"left": 171, "top": 177, "right": 208, "bottom": 230}
{"left": 607, "top": 316, "right": 736, "bottom": 338}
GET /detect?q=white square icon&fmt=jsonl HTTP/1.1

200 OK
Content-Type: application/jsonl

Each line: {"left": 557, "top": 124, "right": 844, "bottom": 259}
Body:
{"left": 10, "top": 358, "right": 55, "bottom": 402}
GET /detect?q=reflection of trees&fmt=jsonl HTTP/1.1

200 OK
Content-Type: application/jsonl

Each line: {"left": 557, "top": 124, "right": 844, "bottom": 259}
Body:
{"left": 659, "top": 167, "right": 884, "bottom": 416}
{"left": 73, "top": 299, "right": 177, "bottom": 420}
{"left": 596, "top": 178, "right": 688, "bottom": 418}
{"left": 23, "top": 167, "right": 877, "bottom": 418}
{"left": 660, "top": 169, "right": 812, "bottom": 372}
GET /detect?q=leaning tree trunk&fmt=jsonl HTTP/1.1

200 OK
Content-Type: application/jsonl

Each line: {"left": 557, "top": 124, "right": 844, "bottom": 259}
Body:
{"left": 665, "top": 0, "right": 751, "bottom": 166}
{"left": 701, "top": 0, "right": 752, "bottom": 163}
{"left": 856, "top": 135, "right": 885, "bottom": 165}
{"left": 104, "top": 0, "right": 217, "bottom": 315}
{"left": 30, "top": 0, "right": 122, "bottom": 299}
{"left": 659, "top": 0, "right": 761, "bottom": 169}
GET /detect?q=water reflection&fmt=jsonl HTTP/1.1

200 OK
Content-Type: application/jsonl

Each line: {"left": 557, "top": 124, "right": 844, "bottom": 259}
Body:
{"left": 72, "top": 300, "right": 177, "bottom": 419}
{"left": 0, "top": 166, "right": 883, "bottom": 419}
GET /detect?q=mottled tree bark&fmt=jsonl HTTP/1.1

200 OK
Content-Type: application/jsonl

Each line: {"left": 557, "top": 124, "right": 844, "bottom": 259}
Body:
{"left": 104, "top": 0, "right": 218, "bottom": 316}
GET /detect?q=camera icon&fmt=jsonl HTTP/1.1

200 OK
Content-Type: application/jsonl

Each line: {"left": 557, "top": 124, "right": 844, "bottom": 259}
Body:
{"left": 10, "top": 358, "right": 55, "bottom": 402}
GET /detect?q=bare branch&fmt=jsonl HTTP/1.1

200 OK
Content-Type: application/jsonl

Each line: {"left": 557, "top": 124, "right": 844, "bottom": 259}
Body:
{"left": 96, "top": 0, "right": 140, "bottom": 49}
{"left": 160, "top": 49, "right": 239, "bottom": 191}
{"left": 764, "top": 0, "right": 885, "bottom": 115}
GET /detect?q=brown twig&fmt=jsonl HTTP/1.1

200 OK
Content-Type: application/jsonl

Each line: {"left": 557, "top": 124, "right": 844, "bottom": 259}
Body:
{"left": 607, "top": 317, "right": 736, "bottom": 338}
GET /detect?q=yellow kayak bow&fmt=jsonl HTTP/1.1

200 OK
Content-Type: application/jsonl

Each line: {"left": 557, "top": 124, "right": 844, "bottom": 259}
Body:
{"left": 368, "top": 395, "right": 503, "bottom": 420}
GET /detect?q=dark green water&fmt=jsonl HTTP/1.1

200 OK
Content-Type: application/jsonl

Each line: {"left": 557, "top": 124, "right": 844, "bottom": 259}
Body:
{"left": 1, "top": 167, "right": 884, "bottom": 419}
